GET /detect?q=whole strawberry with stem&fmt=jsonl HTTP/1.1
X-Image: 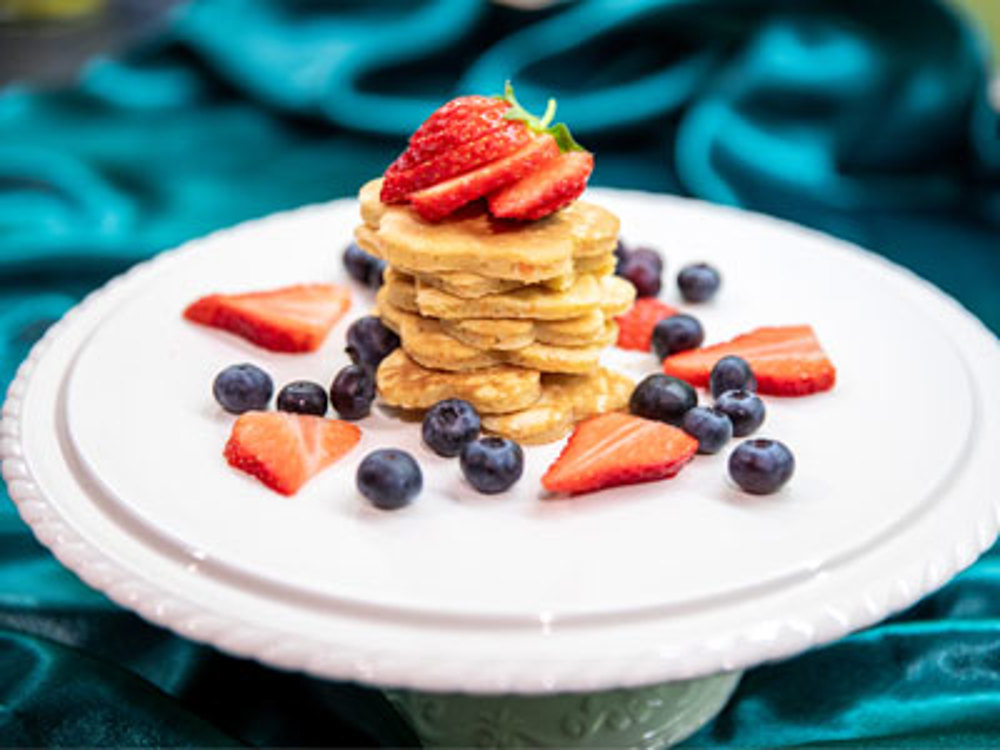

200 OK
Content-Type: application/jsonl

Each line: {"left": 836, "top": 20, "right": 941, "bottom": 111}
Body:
{"left": 380, "top": 83, "right": 594, "bottom": 222}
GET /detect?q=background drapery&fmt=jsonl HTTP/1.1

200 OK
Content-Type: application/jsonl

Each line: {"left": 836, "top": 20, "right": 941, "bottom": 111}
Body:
{"left": 1, "top": 1, "right": 998, "bottom": 745}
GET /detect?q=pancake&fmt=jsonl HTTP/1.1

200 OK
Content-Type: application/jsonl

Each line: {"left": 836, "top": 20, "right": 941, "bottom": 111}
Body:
{"left": 383, "top": 270, "right": 635, "bottom": 322}
{"left": 356, "top": 179, "right": 619, "bottom": 283}
{"left": 440, "top": 308, "right": 611, "bottom": 351}
{"left": 409, "top": 253, "right": 616, "bottom": 300}
{"left": 481, "top": 368, "right": 634, "bottom": 444}
{"left": 377, "top": 292, "right": 613, "bottom": 374}
{"left": 376, "top": 349, "right": 542, "bottom": 415}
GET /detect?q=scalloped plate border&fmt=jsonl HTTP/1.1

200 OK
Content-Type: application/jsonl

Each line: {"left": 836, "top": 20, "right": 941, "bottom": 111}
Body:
{"left": 3, "top": 190, "right": 1000, "bottom": 694}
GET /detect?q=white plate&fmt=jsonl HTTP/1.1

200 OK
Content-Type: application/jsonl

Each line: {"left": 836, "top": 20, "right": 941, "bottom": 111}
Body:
{"left": 3, "top": 189, "right": 999, "bottom": 693}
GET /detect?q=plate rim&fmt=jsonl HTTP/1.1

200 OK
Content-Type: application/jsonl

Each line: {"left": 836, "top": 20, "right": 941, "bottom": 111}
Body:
{"left": 3, "top": 188, "right": 999, "bottom": 693}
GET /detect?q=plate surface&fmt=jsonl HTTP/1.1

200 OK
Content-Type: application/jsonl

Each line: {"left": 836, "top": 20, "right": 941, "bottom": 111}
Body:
{"left": 3, "top": 189, "right": 999, "bottom": 693}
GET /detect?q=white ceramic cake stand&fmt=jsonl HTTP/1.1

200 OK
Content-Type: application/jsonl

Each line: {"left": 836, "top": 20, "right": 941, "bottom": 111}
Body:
{"left": 3, "top": 189, "right": 999, "bottom": 748}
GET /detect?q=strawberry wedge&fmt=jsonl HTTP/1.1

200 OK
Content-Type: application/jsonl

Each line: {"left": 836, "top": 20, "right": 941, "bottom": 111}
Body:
{"left": 382, "top": 95, "right": 512, "bottom": 194}
{"left": 382, "top": 123, "right": 530, "bottom": 203}
{"left": 663, "top": 325, "right": 836, "bottom": 396}
{"left": 542, "top": 412, "right": 697, "bottom": 496}
{"left": 615, "top": 298, "right": 679, "bottom": 352}
{"left": 225, "top": 412, "right": 361, "bottom": 495}
{"left": 488, "top": 150, "right": 594, "bottom": 221}
{"left": 410, "top": 135, "right": 561, "bottom": 221}
{"left": 184, "top": 283, "right": 350, "bottom": 353}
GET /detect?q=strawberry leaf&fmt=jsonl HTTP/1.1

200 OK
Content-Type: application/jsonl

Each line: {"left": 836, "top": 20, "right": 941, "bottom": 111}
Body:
{"left": 546, "top": 123, "right": 583, "bottom": 153}
{"left": 497, "top": 81, "right": 585, "bottom": 153}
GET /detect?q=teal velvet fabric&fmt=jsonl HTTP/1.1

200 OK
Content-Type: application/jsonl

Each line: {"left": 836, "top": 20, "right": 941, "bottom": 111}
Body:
{"left": 1, "top": 0, "right": 998, "bottom": 746}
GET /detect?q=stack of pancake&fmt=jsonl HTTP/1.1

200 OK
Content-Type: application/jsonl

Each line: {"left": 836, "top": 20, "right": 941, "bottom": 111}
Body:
{"left": 354, "top": 179, "right": 636, "bottom": 444}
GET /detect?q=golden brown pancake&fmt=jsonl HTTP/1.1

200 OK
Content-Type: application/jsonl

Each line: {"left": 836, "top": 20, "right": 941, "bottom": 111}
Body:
{"left": 377, "top": 292, "right": 613, "bottom": 374}
{"left": 376, "top": 349, "right": 542, "bottom": 415}
{"left": 481, "top": 368, "right": 634, "bottom": 444}
{"left": 383, "top": 268, "right": 635, "bottom": 322}
{"left": 356, "top": 179, "right": 618, "bottom": 283}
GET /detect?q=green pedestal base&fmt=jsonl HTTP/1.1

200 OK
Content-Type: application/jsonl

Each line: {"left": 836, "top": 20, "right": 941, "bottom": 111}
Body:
{"left": 386, "top": 671, "right": 741, "bottom": 748}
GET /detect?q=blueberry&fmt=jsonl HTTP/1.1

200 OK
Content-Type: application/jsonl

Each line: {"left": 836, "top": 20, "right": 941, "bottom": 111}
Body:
{"left": 343, "top": 241, "right": 386, "bottom": 289}
{"left": 422, "top": 399, "right": 481, "bottom": 457}
{"left": 276, "top": 380, "right": 328, "bottom": 416}
{"left": 715, "top": 389, "right": 766, "bottom": 437}
{"left": 460, "top": 437, "right": 524, "bottom": 494}
{"left": 652, "top": 314, "right": 704, "bottom": 359}
{"left": 346, "top": 316, "right": 399, "bottom": 371}
{"left": 213, "top": 363, "right": 273, "bottom": 414}
{"left": 729, "top": 439, "right": 795, "bottom": 495}
{"left": 330, "top": 364, "right": 375, "bottom": 420}
{"left": 613, "top": 240, "right": 630, "bottom": 274}
{"left": 619, "top": 248, "right": 663, "bottom": 298}
{"left": 709, "top": 355, "right": 757, "bottom": 398}
{"left": 677, "top": 262, "right": 721, "bottom": 303}
{"left": 682, "top": 406, "right": 733, "bottom": 455}
{"left": 629, "top": 374, "right": 698, "bottom": 426}
{"left": 630, "top": 247, "right": 664, "bottom": 274}
{"left": 356, "top": 449, "right": 422, "bottom": 509}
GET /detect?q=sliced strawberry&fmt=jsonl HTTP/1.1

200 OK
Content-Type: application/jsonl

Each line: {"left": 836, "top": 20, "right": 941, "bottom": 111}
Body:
{"left": 224, "top": 412, "right": 361, "bottom": 496}
{"left": 663, "top": 325, "right": 836, "bottom": 396}
{"left": 615, "top": 298, "right": 679, "bottom": 352}
{"left": 405, "top": 97, "right": 510, "bottom": 162}
{"left": 381, "top": 123, "right": 531, "bottom": 203}
{"left": 542, "top": 412, "right": 697, "bottom": 496}
{"left": 488, "top": 150, "right": 594, "bottom": 221}
{"left": 381, "top": 96, "right": 512, "bottom": 200}
{"left": 184, "top": 284, "right": 350, "bottom": 353}
{"left": 410, "top": 135, "right": 561, "bottom": 221}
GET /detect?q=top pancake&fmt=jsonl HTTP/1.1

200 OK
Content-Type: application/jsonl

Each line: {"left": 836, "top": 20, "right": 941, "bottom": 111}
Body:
{"left": 356, "top": 179, "right": 619, "bottom": 283}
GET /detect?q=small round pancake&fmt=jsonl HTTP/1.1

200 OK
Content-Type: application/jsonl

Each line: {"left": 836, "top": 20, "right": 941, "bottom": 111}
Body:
{"left": 376, "top": 349, "right": 542, "bottom": 415}
{"left": 357, "top": 179, "right": 619, "bottom": 282}
{"left": 441, "top": 309, "right": 614, "bottom": 351}
{"left": 377, "top": 292, "right": 612, "bottom": 374}
{"left": 481, "top": 368, "right": 635, "bottom": 444}
{"left": 409, "top": 254, "right": 615, "bottom": 300}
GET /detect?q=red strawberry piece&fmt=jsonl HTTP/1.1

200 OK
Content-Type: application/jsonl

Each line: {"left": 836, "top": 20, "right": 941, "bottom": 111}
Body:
{"left": 224, "top": 412, "right": 361, "bottom": 496}
{"left": 409, "top": 135, "right": 561, "bottom": 221}
{"left": 615, "top": 298, "right": 679, "bottom": 352}
{"left": 487, "top": 150, "right": 594, "bottom": 221}
{"left": 542, "top": 412, "right": 697, "bottom": 496}
{"left": 184, "top": 283, "right": 350, "bottom": 353}
{"left": 663, "top": 325, "right": 836, "bottom": 396}
{"left": 381, "top": 123, "right": 531, "bottom": 203}
{"left": 381, "top": 96, "right": 512, "bottom": 202}
{"left": 403, "top": 97, "right": 511, "bottom": 163}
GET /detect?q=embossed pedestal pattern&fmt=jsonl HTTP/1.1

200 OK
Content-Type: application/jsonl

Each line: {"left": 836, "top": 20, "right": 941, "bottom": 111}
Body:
{"left": 386, "top": 672, "right": 742, "bottom": 749}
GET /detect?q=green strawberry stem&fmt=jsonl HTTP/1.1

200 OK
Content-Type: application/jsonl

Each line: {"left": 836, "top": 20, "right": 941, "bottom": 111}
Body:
{"left": 498, "top": 81, "right": 584, "bottom": 153}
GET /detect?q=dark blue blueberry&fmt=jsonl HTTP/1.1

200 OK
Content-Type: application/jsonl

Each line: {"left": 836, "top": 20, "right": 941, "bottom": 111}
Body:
{"left": 677, "top": 262, "right": 721, "bottom": 303}
{"left": 715, "top": 389, "right": 766, "bottom": 437}
{"left": 460, "top": 437, "right": 524, "bottom": 494}
{"left": 682, "top": 406, "right": 733, "bottom": 455}
{"left": 212, "top": 363, "right": 273, "bottom": 414}
{"left": 346, "top": 316, "right": 400, "bottom": 371}
{"left": 729, "top": 439, "right": 795, "bottom": 495}
{"left": 343, "top": 241, "right": 387, "bottom": 289}
{"left": 652, "top": 314, "right": 704, "bottom": 360}
{"left": 709, "top": 355, "right": 757, "bottom": 398}
{"left": 630, "top": 247, "right": 664, "bottom": 274}
{"left": 422, "top": 399, "right": 481, "bottom": 458}
{"left": 613, "top": 240, "right": 630, "bottom": 274}
{"left": 330, "top": 364, "right": 375, "bottom": 420}
{"left": 276, "top": 380, "right": 328, "bottom": 416}
{"left": 629, "top": 374, "right": 698, "bottom": 426}
{"left": 619, "top": 247, "right": 663, "bottom": 298}
{"left": 356, "top": 449, "right": 422, "bottom": 510}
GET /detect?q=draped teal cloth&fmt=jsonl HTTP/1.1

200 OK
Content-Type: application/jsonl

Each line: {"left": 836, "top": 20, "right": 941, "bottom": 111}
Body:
{"left": 1, "top": 0, "right": 998, "bottom": 746}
